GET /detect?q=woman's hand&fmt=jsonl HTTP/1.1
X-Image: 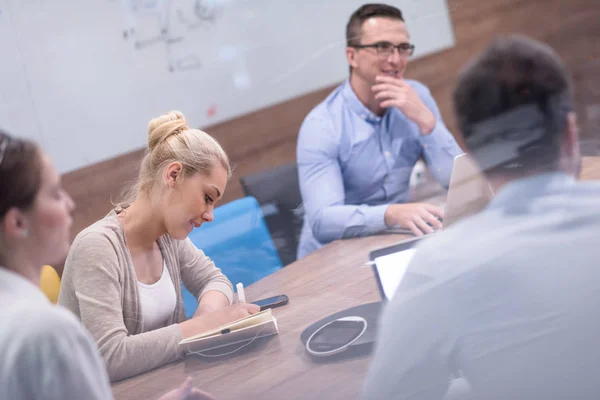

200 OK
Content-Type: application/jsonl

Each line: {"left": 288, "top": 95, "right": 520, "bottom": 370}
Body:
{"left": 179, "top": 303, "right": 260, "bottom": 339}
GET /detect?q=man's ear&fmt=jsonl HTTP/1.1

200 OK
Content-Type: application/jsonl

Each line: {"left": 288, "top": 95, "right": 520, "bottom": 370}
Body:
{"left": 561, "top": 112, "right": 580, "bottom": 175}
{"left": 346, "top": 47, "right": 359, "bottom": 69}
{"left": 2, "top": 208, "right": 29, "bottom": 240}
{"left": 164, "top": 162, "right": 183, "bottom": 188}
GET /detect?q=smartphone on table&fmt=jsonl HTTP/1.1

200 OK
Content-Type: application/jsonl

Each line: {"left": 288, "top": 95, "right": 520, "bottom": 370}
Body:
{"left": 251, "top": 294, "right": 289, "bottom": 311}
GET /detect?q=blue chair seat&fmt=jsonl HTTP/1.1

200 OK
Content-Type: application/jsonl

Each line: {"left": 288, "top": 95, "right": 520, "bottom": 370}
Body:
{"left": 181, "top": 196, "right": 282, "bottom": 317}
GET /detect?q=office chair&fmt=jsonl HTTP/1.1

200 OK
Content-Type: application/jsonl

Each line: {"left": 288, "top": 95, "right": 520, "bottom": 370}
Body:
{"left": 240, "top": 163, "right": 304, "bottom": 266}
{"left": 40, "top": 265, "right": 61, "bottom": 304}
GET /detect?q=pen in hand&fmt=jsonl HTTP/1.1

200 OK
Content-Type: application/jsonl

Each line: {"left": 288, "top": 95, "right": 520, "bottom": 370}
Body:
{"left": 236, "top": 282, "right": 246, "bottom": 303}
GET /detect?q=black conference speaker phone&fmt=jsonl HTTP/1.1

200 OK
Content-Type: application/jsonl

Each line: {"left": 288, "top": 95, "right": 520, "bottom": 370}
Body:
{"left": 300, "top": 302, "right": 383, "bottom": 360}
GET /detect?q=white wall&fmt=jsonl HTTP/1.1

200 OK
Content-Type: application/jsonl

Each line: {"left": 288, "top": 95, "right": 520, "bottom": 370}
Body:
{"left": 0, "top": 0, "right": 454, "bottom": 173}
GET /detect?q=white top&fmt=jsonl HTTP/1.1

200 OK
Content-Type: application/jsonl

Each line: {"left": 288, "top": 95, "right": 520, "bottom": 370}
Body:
{"left": 0, "top": 267, "right": 111, "bottom": 399}
{"left": 137, "top": 262, "right": 177, "bottom": 332}
{"left": 363, "top": 173, "right": 600, "bottom": 400}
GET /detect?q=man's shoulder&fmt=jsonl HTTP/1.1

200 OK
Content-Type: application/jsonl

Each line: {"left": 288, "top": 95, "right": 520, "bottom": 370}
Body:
{"left": 301, "top": 82, "right": 347, "bottom": 125}
{"left": 298, "top": 84, "right": 347, "bottom": 147}
{"left": 571, "top": 179, "right": 600, "bottom": 198}
{"left": 561, "top": 180, "right": 600, "bottom": 224}
{"left": 410, "top": 231, "right": 469, "bottom": 271}
{"left": 406, "top": 213, "right": 493, "bottom": 280}
{"left": 410, "top": 179, "right": 600, "bottom": 272}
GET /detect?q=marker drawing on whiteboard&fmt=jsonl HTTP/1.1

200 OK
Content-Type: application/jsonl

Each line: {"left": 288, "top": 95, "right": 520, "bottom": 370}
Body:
{"left": 115, "top": 0, "right": 221, "bottom": 72}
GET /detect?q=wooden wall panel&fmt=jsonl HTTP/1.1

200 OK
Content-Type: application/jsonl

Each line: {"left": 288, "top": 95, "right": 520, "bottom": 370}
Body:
{"left": 62, "top": 0, "right": 600, "bottom": 247}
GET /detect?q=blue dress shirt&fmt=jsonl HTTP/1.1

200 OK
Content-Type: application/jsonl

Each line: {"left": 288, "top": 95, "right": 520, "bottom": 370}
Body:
{"left": 296, "top": 79, "right": 463, "bottom": 258}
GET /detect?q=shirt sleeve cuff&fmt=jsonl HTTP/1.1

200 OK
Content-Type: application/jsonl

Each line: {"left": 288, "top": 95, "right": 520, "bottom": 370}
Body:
{"left": 199, "top": 282, "right": 234, "bottom": 305}
{"left": 364, "top": 204, "right": 389, "bottom": 233}
{"left": 418, "top": 119, "right": 446, "bottom": 146}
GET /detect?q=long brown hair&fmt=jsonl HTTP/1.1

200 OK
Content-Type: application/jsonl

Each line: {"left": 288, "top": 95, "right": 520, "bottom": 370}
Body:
{"left": 0, "top": 130, "right": 42, "bottom": 219}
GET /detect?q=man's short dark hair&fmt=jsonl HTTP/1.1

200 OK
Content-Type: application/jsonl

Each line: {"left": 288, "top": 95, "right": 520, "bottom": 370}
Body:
{"left": 453, "top": 34, "right": 574, "bottom": 174}
{"left": 346, "top": 3, "right": 404, "bottom": 47}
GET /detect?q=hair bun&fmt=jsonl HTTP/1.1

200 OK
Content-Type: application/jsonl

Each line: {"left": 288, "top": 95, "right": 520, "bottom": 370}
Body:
{"left": 148, "top": 110, "right": 189, "bottom": 150}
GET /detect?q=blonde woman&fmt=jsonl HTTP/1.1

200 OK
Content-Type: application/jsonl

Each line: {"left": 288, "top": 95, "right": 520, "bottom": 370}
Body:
{"left": 58, "top": 111, "right": 259, "bottom": 382}
{"left": 0, "top": 130, "right": 214, "bottom": 399}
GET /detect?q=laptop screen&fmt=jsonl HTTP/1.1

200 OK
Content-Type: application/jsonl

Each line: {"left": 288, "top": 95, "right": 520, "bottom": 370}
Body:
{"left": 373, "top": 248, "right": 417, "bottom": 301}
{"left": 370, "top": 237, "right": 426, "bottom": 301}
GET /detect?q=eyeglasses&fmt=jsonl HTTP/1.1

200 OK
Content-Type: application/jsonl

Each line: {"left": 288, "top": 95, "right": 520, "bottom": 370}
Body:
{"left": 0, "top": 136, "right": 9, "bottom": 168}
{"left": 352, "top": 41, "right": 415, "bottom": 58}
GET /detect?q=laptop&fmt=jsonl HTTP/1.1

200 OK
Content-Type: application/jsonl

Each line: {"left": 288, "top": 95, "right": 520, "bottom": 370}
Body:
{"left": 381, "top": 153, "right": 493, "bottom": 235}
{"left": 444, "top": 153, "right": 494, "bottom": 227}
{"left": 368, "top": 236, "right": 428, "bottom": 301}
{"left": 369, "top": 154, "right": 493, "bottom": 300}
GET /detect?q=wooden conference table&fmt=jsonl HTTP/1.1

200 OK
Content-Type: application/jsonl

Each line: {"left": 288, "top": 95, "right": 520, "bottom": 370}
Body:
{"left": 112, "top": 156, "right": 600, "bottom": 400}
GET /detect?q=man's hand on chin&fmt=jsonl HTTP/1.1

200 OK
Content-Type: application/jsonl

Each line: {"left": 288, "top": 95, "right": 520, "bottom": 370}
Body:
{"left": 372, "top": 75, "right": 436, "bottom": 135}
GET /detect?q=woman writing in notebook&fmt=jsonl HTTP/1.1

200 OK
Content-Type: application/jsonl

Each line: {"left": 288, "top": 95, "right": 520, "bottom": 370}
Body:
{"left": 0, "top": 130, "right": 214, "bottom": 399}
{"left": 58, "top": 111, "right": 259, "bottom": 382}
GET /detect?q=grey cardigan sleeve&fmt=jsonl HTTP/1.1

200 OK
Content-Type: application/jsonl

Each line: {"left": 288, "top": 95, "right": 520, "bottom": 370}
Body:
{"left": 177, "top": 237, "right": 234, "bottom": 304}
{"left": 59, "top": 232, "right": 184, "bottom": 382}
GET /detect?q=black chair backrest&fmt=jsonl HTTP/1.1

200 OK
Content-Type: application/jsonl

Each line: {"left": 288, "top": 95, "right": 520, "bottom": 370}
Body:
{"left": 240, "top": 163, "right": 303, "bottom": 266}
{"left": 240, "top": 163, "right": 302, "bottom": 209}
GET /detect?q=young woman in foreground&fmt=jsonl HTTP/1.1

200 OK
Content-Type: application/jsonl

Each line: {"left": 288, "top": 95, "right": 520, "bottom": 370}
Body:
{"left": 58, "top": 111, "right": 258, "bottom": 382}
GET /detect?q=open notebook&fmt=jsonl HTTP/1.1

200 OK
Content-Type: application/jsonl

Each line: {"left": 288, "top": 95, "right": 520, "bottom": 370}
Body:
{"left": 179, "top": 308, "right": 279, "bottom": 354}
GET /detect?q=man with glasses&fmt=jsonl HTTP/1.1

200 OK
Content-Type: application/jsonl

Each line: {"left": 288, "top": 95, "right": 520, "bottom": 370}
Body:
{"left": 296, "top": 3, "right": 462, "bottom": 258}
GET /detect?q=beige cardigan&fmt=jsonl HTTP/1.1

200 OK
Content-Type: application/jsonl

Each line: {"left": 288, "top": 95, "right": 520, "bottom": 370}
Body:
{"left": 58, "top": 210, "right": 233, "bottom": 382}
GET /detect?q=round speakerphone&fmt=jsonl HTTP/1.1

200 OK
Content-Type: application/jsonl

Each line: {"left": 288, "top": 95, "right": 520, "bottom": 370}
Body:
{"left": 305, "top": 316, "right": 368, "bottom": 357}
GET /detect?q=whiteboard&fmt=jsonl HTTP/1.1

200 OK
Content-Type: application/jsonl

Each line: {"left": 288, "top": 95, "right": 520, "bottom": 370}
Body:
{"left": 0, "top": 0, "right": 455, "bottom": 173}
